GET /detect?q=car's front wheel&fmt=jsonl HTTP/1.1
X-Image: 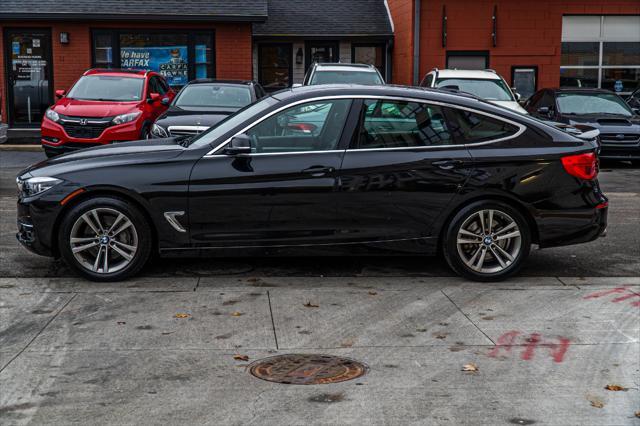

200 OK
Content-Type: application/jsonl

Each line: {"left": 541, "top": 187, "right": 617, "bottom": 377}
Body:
{"left": 58, "top": 197, "right": 152, "bottom": 281}
{"left": 443, "top": 201, "right": 531, "bottom": 281}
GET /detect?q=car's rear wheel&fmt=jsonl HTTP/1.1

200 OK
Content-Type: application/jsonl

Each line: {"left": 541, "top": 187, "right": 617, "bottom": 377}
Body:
{"left": 58, "top": 197, "right": 152, "bottom": 282}
{"left": 443, "top": 201, "right": 531, "bottom": 281}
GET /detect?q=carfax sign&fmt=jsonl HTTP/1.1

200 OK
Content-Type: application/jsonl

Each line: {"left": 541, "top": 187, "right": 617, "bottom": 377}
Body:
{"left": 120, "top": 46, "right": 188, "bottom": 86}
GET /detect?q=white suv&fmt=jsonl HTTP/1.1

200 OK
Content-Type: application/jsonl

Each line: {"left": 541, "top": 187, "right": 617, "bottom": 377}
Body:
{"left": 419, "top": 69, "right": 527, "bottom": 114}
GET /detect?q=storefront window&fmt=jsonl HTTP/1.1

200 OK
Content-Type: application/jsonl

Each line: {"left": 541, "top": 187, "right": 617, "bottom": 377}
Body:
{"left": 259, "top": 44, "right": 292, "bottom": 92}
{"left": 353, "top": 44, "right": 386, "bottom": 80}
{"left": 560, "top": 16, "right": 640, "bottom": 95}
{"left": 91, "top": 30, "right": 215, "bottom": 87}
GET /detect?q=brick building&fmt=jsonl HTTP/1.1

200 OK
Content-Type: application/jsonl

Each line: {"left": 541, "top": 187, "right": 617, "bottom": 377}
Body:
{"left": 1, "top": 0, "right": 639, "bottom": 134}
{"left": 386, "top": 0, "right": 640, "bottom": 98}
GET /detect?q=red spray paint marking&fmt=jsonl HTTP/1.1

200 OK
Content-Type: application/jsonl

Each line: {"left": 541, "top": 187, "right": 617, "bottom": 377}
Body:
{"left": 487, "top": 330, "right": 520, "bottom": 358}
{"left": 489, "top": 331, "right": 570, "bottom": 363}
{"left": 583, "top": 286, "right": 640, "bottom": 308}
{"left": 583, "top": 287, "right": 628, "bottom": 299}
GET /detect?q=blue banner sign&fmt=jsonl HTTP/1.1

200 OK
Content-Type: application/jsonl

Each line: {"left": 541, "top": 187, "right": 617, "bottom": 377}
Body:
{"left": 121, "top": 46, "right": 188, "bottom": 86}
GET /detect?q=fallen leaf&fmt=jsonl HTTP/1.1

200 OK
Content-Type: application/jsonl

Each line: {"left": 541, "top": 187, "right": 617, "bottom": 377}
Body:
{"left": 462, "top": 363, "right": 478, "bottom": 372}
{"left": 174, "top": 313, "right": 190, "bottom": 319}
{"left": 304, "top": 301, "right": 319, "bottom": 308}
{"left": 117, "top": 321, "right": 126, "bottom": 325}
{"left": 416, "top": 328, "right": 427, "bottom": 332}
{"left": 434, "top": 333, "right": 447, "bottom": 339}
{"left": 247, "top": 277, "right": 260, "bottom": 283}
{"left": 587, "top": 395, "right": 604, "bottom": 408}
{"left": 340, "top": 339, "right": 354, "bottom": 348}
{"left": 604, "top": 384, "right": 627, "bottom": 391}
{"left": 233, "top": 354, "right": 249, "bottom": 361}
{"left": 368, "top": 291, "right": 378, "bottom": 296}
{"left": 635, "top": 411, "right": 640, "bottom": 418}
{"left": 231, "top": 311, "right": 243, "bottom": 317}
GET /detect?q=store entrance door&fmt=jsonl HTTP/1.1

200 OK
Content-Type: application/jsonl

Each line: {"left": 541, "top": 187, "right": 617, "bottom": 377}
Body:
{"left": 4, "top": 29, "right": 53, "bottom": 127}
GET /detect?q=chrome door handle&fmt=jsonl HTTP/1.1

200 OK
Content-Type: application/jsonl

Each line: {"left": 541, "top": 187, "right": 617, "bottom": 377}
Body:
{"left": 302, "top": 166, "right": 335, "bottom": 177}
{"left": 432, "top": 159, "right": 463, "bottom": 170}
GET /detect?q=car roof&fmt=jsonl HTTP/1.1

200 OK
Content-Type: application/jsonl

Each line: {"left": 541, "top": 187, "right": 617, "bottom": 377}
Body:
{"left": 313, "top": 63, "right": 377, "bottom": 72}
{"left": 188, "top": 79, "right": 255, "bottom": 86}
{"left": 83, "top": 68, "right": 148, "bottom": 78}
{"left": 433, "top": 69, "right": 502, "bottom": 80}
{"left": 551, "top": 88, "right": 618, "bottom": 95}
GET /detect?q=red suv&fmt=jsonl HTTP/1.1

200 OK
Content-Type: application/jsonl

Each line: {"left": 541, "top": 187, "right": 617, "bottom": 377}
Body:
{"left": 41, "top": 69, "right": 175, "bottom": 157}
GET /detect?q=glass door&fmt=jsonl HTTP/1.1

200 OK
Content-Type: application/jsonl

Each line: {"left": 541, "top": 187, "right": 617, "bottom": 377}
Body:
{"left": 5, "top": 29, "right": 53, "bottom": 127}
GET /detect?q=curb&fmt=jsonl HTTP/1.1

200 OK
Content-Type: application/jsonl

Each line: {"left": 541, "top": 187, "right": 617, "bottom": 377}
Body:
{"left": 0, "top": 144, "right": 43, "bottom": 152}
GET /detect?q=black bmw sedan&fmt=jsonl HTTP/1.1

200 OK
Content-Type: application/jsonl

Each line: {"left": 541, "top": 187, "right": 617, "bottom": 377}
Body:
{"left": 16, "top": 85, "right": 608, "bottom": 282}
{"left": 151, "top": 79, "right": 265, "bottom": 138}
{"left": 525, "top": 88, "right": 640, "bottom": 165}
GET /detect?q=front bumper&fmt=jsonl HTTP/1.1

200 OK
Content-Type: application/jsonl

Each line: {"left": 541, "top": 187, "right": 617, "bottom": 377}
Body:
{"left": 599, "top": 142, "right": 640, "bottom": 160}
{"left": 41, "top": 117, "right": 142, "bottom": 152}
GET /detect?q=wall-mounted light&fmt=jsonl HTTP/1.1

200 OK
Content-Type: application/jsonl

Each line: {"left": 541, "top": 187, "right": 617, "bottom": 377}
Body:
{"left": 296, "top": 48, "right": 303, "bottom": 65}
{"left": 60, "top": 32, "right": 70, "bottom": 44}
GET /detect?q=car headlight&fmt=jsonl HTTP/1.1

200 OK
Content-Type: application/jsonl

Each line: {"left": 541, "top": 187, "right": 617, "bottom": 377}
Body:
{"left": 45, "top": 108, "right": 60, "bottom": 123}
{"left": 112, "top": 111, "right": 141, "bottom": 125}
{"left": 151, "top": 123, "right": 168, "bottom": 138}
{"left": 17, "top": 176, "right": 63, "bottom": 197}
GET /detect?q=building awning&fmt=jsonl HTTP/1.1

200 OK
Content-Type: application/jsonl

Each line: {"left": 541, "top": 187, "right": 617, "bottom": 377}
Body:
{"left": 253, "top": 0, "right": 393, "bottom": 38}
{"left": 0, "top": 0, "right": 268, "bottom": 22}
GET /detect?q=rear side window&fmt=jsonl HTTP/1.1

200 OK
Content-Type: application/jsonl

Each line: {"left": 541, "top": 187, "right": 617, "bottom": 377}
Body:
{"left": 354, "top": 99, "right": 453, "bottom": 149}
{"left": 446, "top": 108, "right": 520, "bottom": 143}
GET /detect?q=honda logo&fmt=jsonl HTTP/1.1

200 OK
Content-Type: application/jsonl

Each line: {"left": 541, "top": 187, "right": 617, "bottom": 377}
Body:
{"left": 79, "top": 118, "right": 88, "bottom": 126}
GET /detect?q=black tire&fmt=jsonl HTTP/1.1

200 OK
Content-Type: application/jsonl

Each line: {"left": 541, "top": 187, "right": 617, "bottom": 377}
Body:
{"left": 58, "top": 197, "right": 152, "bottom": 282}
{"left": 442, "top": 201, "right": 531, "bottom": 282}
{"left": 44, "top": 148, "right": 57, "bottom": 158}
{"left": 140, "top": 123, "right": 151, "bottom": 140}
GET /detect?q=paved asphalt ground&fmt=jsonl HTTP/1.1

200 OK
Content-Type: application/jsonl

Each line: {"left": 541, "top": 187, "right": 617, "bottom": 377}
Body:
{"left": 1, "top": 150, "right": 639, "bottom": 425}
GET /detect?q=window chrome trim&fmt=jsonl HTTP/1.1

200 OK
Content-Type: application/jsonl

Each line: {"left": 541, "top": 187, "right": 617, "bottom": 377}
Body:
{"left": 203, "top": 94, "right": 527, "bottom": 157}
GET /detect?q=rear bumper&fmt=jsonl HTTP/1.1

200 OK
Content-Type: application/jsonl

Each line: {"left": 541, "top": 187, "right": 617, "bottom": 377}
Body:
{"left": 537, "top": 205, "right": 608, "bottom": 249}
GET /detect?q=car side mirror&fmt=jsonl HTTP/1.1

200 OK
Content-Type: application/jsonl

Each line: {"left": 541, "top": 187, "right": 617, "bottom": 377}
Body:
{"left": 633, "top": 107, "right": 640, "bottom": 115}
{"left": 224, "top": 134, "right": 252, "bottom": 155}
{"left": 55, "top": 89, "right": 66, "bottom": 99}
{"left": 292, "top": 83, "right": 303, "bottom": 88}
{"left": 514, "top": 92, "right": 522, "bottom": 101}
{"left": 160, "top": 97, "right": 171, "bottom": 106}
{"left": 537, "top": 106, "right": 550, "bottom": 116}
{"left": 148, "top": 93, "right": 161, "bottom": 103}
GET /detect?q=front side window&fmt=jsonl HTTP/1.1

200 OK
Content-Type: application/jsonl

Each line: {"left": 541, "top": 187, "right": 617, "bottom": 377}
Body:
{"left": 245, "top": 99, "right": 352, "bottom": 153}
{"left": 435, "top": 78, "right": 514, "bottom": 101}
{"left": 175, "top": 85, "right": 252, "bottom": 108}
{"left": 447, "top": 109, "right": 519, "bottom": 143}
{"left": 310, "top": 70, "right": 383, "bottom": 85}
{"left": 67, "top": 76, "right": 144, "bottom": 102}
{"left": 355, "top": 99, "right": 452, "bottom": 149}
{"left": 556, "top": 92, "right": 633, "bottom": 117}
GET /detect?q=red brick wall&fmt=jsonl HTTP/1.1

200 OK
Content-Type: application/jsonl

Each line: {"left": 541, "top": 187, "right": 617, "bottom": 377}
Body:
{"left": 0, "top": 21, "right": 253, "bottom": 123}
{"left": 387, "top": 0, "right": 415, "bottom": 86}
{"left": 387, "top": 0, "right": 640, "bottom": 87}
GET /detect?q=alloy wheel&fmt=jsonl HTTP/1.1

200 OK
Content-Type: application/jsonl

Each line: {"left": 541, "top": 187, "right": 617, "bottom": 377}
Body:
{"left": 69, "top": 207, "right": 138, "bottom": 274}
{"left": 455, "top": 209, "right": 522, "bottom": 274}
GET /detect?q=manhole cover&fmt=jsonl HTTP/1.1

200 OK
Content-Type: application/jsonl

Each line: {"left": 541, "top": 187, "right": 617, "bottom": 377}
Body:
{"left": 249, "top": 354, "right": 368, "bottom": 385}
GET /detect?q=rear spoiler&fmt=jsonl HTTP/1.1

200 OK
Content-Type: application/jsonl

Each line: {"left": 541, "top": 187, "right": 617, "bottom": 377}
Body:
{"left": 552, "top": 122, "right": 600, "bottom": 141}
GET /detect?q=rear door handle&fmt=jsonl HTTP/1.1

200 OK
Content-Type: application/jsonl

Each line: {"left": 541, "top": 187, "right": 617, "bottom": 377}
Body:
{"left": 432, "top": 159, "right": 463, "bottom": 170}
{"left": 302, "top": 166, "right": 335, "bottom": 177}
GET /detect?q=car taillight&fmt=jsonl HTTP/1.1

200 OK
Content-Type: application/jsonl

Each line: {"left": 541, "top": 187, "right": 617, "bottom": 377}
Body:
{"left": 561, "top": 152, "right": 598, "bottom": 180}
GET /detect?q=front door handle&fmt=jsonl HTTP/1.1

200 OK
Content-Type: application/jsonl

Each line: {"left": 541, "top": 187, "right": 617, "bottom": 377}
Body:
{"left": 432, "top": 159, "right": 463, "bottom": 170}
{"left": 302, "top": 166, "right": 335, "bottom": 177}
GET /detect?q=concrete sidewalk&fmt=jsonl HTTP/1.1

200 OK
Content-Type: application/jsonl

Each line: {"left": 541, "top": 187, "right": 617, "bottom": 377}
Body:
{"left": 1, "top": 276, "right": 638, "bottom": 425}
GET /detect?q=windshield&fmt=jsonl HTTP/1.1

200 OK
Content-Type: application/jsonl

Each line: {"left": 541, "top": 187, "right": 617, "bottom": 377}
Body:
{"left": 435, "top": 78, "right": 514, "bottom": 101}
{"left": 310, "top": 70, "right": 383, "bottom": 85}
{"left": 556, "top": 92, "right": 633, "bottom": 116}
{"left": 67, "top": 75, "right": 144, "bottom": 101}
{"left": 175, "top": 85, "right": 252, "bottom": 108}
{"left": 188, "top": 96, "right": 279, "bottom": 148}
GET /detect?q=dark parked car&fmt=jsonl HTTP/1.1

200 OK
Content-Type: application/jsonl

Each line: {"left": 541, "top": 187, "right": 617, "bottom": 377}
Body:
{"left": 151, "top": 79, "right": 265, "bottom": 138}
{"left": 301, "top": 63, "right": 384, "bottom": 86}
{"left": 626, "top": 87, "right": 640, "bottom": 113}
{"left": 525, "top": 88, "right": 640, "bottom": 164}
{"left": 17, "top": 85, "right": 607, "bottom": 282}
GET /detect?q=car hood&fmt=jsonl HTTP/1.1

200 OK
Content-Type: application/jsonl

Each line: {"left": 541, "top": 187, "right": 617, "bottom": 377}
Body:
{"left": 490, "top": 100, "right": 529, "bottom": 115}
{"left": 556, "top": 114, "right": 640, "bottom": 132}
{"left": 52, "top": 98, "right": 139, "bottom": 118}
{"left": 155, "top": 106, "right": 238, "bottom": 128}
{"left": 21, "top": 138, "right": 185, "bottom": 178}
